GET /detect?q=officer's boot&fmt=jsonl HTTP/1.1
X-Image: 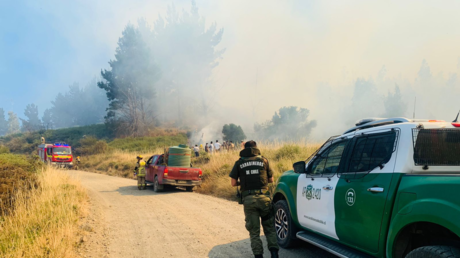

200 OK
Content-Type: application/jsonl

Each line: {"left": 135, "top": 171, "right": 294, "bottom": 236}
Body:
{"left": 270, "top": 248, "right": 279, "bottom": 258}
{"left": 254, "top": 255, "right": 263, "bottom": 258}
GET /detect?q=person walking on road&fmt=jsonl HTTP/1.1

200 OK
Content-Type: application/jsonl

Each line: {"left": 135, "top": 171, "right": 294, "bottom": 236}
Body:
{"left": 194, "top": 145, "right": 200, "bottom": 157}
{"left": 137, "top": 160, "right": 147, "bottom": 190}
{"left": 134, "top": 155, "right": 143, "bottom": 178}
{"left": 229, "top": 140, "right": 279, "bottom": 258}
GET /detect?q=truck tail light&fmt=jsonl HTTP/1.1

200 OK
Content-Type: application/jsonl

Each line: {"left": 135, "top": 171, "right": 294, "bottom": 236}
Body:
{"left": 199, "top": 169, "right": 202, "bottom": 178}
{"left": 452, "top": 123, "right": 460, "bottom": 128}
{"left": 164, "top": 168, "right": 168, "bottom": 178}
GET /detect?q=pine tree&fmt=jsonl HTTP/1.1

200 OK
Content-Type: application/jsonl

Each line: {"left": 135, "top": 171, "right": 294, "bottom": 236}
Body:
{"left": 7, "top": 111, "right": 20, "bottom": 135}
{"left": 21, "top": 104, "right": 42, "bottom": 132}
{"left": 42, "top": 108, "right": 53, "bottom": 130}
{"left": 383, "top": 85, "right": 407, "bottom": 117}
{"left": 98, "top": 24, "right": 160, "bottom": 136}
{"left": 0, "top": 108, "right": 7, "bottom": 136}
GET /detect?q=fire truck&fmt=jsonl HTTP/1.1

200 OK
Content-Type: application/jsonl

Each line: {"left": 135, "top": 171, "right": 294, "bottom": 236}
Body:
{"left": 38, "top": 142, "right": 73, "bottom": 168}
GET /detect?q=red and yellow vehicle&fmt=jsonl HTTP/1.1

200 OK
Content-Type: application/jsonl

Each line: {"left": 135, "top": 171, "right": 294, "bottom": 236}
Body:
{"left": 38, "top": 142, "right": 73, "bottom": 168}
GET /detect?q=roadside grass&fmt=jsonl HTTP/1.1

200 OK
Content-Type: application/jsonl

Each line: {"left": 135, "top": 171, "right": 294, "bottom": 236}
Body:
{"left": 78, "top": 141, "right": 321, "bottom": 200}
{"left": 0, "top": 153, "right": 41, "bottom": 215}
{"left": 0, "top": 167, "right": 87, "bottom": 258}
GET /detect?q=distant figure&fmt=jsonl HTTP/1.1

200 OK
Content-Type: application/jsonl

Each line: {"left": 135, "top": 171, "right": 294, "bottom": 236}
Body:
{"left": 215, "top": 140, "right": 221, "bottom": 152}
{"left": 209, "top": 141, "right": 214, "bottom": 154}
{"left": 134, "top": 155, "right": 143, "bottom": 178}
{"left": 205, "top": 143, "right": 209, "bottom": 153}
{"left": 194, "top": 145, "right": 200, "bottom": 157}
{"left": 200, "top": 144, "right": 203, "bottom": 150}
{"left": 137, "top": 160, "right": 146, "bottom": 190}
{"left": 230, "top": 141, "right": 235, "bottom": 150}
{"left": 241, "top": 140, "right": 245, "bottom": 149}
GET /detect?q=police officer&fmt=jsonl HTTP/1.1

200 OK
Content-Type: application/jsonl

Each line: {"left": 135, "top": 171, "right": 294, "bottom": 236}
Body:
{"left": 137, "top": 160, "right": 146, "bottom": 190}
{"left": 229, "top": 140, "right": 279, "bottom": 258}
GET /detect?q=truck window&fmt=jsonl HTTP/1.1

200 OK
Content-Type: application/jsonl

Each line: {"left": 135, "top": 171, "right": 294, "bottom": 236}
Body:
{"left": 309, "top": 140, "right": 349, "bottom": 175}
{"left": 151, "top": 156, "right": 158, "bottom": 165}
{"left": 413, "top": 128, "right": 460, "bottom": 166}
{"left": 53, "top": 147, "right": 71, "bottom": 155}
{"left": 347, "top": 132, "right": 396, "bottom": 172}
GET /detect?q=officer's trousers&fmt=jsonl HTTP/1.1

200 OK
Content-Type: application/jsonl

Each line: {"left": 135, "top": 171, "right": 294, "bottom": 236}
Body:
{"left": 137, "top": 176, "right": 146, "bottom": 190}
{"left": 243, "top": 194, "right": 279, "bottom": 255}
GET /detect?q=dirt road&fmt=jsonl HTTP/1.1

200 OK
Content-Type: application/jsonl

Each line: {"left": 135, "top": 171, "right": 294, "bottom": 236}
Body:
{"left": 68, "top": 170, "right": 335, "bottom": 258}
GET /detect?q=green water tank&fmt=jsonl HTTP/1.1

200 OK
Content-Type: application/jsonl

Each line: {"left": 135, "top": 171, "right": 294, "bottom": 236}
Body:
{"left": 168, "top": 146, "right": 191, "bottom": 167}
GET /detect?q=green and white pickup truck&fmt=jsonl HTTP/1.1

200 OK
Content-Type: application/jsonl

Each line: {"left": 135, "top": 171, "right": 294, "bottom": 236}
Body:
{"left": 273, "top": 117, "right": 460, "bottom": 258}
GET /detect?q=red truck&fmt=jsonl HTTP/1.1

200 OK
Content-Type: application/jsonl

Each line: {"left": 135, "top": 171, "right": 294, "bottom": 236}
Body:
{"left": 38, "top": 142, "right": 73, "bottom": 168}
{"left": 145, "top": 154, "right": 202, "bottom": 192}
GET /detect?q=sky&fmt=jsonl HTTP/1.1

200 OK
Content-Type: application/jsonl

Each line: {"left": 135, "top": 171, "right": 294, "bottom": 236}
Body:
{"left": 1, "top": 0, "right": 460, "bottom": 139}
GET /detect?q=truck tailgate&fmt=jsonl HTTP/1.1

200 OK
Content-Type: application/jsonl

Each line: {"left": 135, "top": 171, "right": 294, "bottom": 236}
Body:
{"left": 167, "top": 167, "right": 201, "bottom": 180}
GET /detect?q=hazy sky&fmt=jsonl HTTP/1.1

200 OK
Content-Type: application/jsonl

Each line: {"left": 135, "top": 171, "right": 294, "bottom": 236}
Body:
{"left": 1, "top": 0, "right": 460, "bottom": 138}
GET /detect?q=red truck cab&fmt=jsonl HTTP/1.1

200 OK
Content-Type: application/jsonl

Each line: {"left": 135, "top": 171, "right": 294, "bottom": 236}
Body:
{"left": 145, "top": 154, "right": 202, "bottom": 192}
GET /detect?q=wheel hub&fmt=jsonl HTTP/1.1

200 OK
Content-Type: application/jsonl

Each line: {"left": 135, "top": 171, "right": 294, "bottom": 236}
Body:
{"left": 275, "top": 208, "right": 288, "bottom": 239}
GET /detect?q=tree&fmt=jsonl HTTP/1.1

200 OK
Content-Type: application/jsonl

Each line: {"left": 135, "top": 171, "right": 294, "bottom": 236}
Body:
{"left": 50, "top": 80, "right": 107, "bottom": 129}
{"left": 42, "top": 108, "right": 53, "bottom": 130}
{"left": 222, "top": 124, "right": 246, "bottom": 142}
{"left": 138, "top": 1, "right": 224, "bottom": 125}
{"left": 98, "top": 24, "right": 160, "bottom": 136}
{"left": 347, "top": 78, "right": 382, "bottom": 124}
{"left": 0, "top": 108, "right": 7, "bottom": 136}
{"left": 20, "top": 104, "right": 42, "bottom": 132}
{"left": 383, "top": 85, "right": 407, "bottom": 117}
{"left": 7, "top": 111, "right": 20, "bottom": 135}
{"left": 254, "top": 106, "right": 317, "bottom": 141}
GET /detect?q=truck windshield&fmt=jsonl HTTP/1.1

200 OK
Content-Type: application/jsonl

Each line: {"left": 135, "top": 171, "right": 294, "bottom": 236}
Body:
{"left": 53, "top": 147, "right": 72, "bottom": 155}
{"left": 413, "top": 128, "right": 460, "bottom": 166}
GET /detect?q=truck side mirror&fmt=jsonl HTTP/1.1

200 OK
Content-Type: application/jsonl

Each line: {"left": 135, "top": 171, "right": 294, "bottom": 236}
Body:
{"left": 293, "top": 161, "right": 306, "bottom": 173}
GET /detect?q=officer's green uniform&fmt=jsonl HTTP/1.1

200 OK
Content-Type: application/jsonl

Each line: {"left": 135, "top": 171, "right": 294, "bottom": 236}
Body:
{"left": 229, "top": 147, "right": 279, "bottom": 256}
{"left": 137, "top": 165, "right": 146, "bottom": 190}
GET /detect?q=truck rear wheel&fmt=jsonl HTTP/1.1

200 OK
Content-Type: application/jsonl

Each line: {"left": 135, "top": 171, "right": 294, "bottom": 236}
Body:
{"left": 406, "top": 246, "right": 460, "bottom": 258}
{"left": 185, "top": 186, "right": 194, "bottom": 192}
{"left": 274, "top": 200, "right": 299, "bottom": 248}
{"left": 153, "top": 176, "right": 163, "bottom": 192}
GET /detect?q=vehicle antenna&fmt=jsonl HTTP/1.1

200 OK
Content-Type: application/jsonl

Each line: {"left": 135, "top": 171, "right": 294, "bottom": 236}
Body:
{"left": 412, "top": 96, "right": 417, "bottom": 119}
{"left": 453, "top": 110, "right": 460, "bottom": 123}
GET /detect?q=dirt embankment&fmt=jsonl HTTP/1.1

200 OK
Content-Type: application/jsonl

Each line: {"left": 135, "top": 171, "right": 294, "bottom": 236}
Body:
{"left": 69, "top": 170, "right": 334, "bottom": 258}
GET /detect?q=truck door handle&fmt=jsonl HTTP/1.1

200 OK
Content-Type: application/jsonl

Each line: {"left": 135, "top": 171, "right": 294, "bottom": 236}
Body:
{"left": 323, "top": 185, "right": 333, "bottom": 191}
{"left": 367, "top": 187, "right": 384, "bottom": 193}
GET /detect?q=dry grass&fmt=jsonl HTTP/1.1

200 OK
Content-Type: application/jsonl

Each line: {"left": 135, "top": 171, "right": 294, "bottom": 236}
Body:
{"left": 79, "top": 141, "right": 321, "bottom": 200}
{"left": 0, "top": 167, "right": 87, "bottom": 258}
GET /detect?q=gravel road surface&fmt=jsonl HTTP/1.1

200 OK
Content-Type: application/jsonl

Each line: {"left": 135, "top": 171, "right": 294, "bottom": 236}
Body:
{"left": 68, "top": 170, "right": 335, "bottom": 258}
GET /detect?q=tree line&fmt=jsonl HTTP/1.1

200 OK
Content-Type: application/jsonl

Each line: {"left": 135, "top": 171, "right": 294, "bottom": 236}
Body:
{"left": 0, "top": 81, "right": 108, "bottom": 136}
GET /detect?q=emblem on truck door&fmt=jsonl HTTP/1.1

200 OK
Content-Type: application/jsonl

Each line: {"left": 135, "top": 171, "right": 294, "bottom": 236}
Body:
{"left": 302, "top": 185, "right": 321, "bottom": 201}
{"left": 346, "top": 188, "right": 356, "bottom": 206}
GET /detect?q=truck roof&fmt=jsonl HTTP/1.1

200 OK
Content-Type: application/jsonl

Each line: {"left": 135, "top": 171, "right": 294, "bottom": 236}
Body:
{"left": 343, "top": 117, "right": 458, "bottom": 135}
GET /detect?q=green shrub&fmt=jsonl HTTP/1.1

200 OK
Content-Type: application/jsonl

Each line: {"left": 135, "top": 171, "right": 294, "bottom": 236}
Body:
{"left": 275, "top": 144, "right": 301, "bottom": 160}
{"left": 75, "top": 136, "right": 108, "bottom": 155}
{"left": 0, "top": 145, "right": 9, "bottom": 154}
{"left": 108, "top": 134, "right": 188, "bottom": 152}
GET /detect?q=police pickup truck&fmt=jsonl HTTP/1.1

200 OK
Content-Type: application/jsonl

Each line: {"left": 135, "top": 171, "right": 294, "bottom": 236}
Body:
{"left": 273, "top": 117, "right": 460, "bottom": 258}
